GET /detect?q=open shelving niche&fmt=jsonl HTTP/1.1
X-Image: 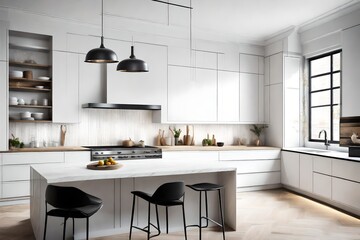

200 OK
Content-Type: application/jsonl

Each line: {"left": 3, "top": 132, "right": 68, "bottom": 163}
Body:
{"left": 8, "top": 30, "right": 53, "bottom": 123}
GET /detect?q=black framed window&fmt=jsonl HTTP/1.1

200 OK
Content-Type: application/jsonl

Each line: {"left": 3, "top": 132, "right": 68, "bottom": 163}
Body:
{"left": 309, "top": 50, "right": 341, "bottom": 143}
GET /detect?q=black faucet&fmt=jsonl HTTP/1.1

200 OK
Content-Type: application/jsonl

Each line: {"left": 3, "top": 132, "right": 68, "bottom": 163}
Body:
{"left": 318, "top": 130, "right": 330, "bottom": 150}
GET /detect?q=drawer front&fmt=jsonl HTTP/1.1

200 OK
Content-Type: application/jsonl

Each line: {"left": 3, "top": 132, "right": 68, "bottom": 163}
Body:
{"left": 332, "top": 177, "right": 360, "bottom": 210}
{"left": 3, "top": 152, "right": 64, "bottom": 165}
{"left": 219, "top": 150, "right": 280, "bottom": 161}
{"left": 236, "top": 172, "right": 281, "bottom": 188}
{"left": 222, "top": 160, "right": 280, "bottom": 173}
{"left": 64, "top": 151, "right": 91, "bottom": 164}
{"left": 313, "top": 156, "right": 331, "bottom": 175}
{"left": 313, "top": 173, "right": 331, "bottom": 199}
{"left": 2, "top": 181, "right": 29, "bottom": 198}
{"left": 3, "top": 165, "right": 30, "bottom": 181}
{"left": 332, "top": 159, "right": 360, "bottom": 183}
{"left": 162, "top": 151, "right": 218, "bottom": 162}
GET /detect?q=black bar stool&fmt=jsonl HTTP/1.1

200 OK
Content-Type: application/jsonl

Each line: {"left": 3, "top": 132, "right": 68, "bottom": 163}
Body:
{"left": 129, "top": 181, "right": 187, "bottom": 240}
{"left": 43, "top": 185, "right": 103, "bottom": 240}
{"left": 186, "top": 182, "right": 225, "bottom": 240}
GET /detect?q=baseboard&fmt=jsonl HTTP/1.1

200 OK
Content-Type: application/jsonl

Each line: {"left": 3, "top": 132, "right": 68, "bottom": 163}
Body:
{"left": 236, "top": 184, "right": 282, "bottom": 192}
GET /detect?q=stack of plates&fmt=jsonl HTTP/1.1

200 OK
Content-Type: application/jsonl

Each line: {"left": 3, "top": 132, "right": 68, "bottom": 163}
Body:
{"left": 22, "top": 117, "right": 35, "bottom": 121}
{"left": 38, "top": 76, "right": 50, "bottom": 81}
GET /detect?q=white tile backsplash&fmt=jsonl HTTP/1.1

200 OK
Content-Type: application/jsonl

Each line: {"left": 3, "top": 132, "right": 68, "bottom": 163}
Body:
{"left": 9, "top": 109, "right": 259, "bottom": 147}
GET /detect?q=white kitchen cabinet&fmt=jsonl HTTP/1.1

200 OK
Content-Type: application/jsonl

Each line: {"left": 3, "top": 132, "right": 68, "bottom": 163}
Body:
{"left": 0, "top": 21, "right": 8, "bottom": 61}
{"left": 237, "top": 172, "right": 280, "bottom": 188}
{"left": 168, "top": 66, "right": 217, "bottom": 122}
{"left": 342, "top": 25, "right": 360, "bottom": 117}
{"left": 267, "top": 83, "right": 283, "bottom": 147}
{"left": 1, "top": 152, "right": 64, "bottom": 199}
{"left": 168, "top": 45, "right": 191, "bottom": 67}
{"left": 239, "top": 73, "right": 259, "bottom": 122}
{"left": 332, "top": 177, "right": 360, "bottom": 211}
{"left": 79, "top": 54, "right": 106, "bottom": 105}
{"left": 299, "top": 154, "right": 313, "bottom": 193}
{"left": 52, "top": 51, "right": 79, "bottom": 123}
{"left": 332, "top": 159, "right": 360, "bottom": 182}
{"left": 218, "top": 71, "right": 239, "bottom": 122}
{"left": 258, "top": 56, "right": 264, "bottom": 75}
{"left": 313, "top": 156, "right": 331, "bottom": 175}
{"left": 281, "top": 151, "right": 299, "bottom": 188}
{"left": 219, "top": 149, "right": 281, "bottom": 191}
{"left": 313, "top": 172, "right": 332, "bottom": 199}
{"left": 264, "top": 85, "right": 270, "bottom": 124}
{"left": 64, "top": 151, "right": 90, "bottom": 164}
{"left": 195, "top": 50, "right": 217, "bottom": 69}
{"left": 162, "top": 151, "right": 218, "bottom": 162}
{"left": 269, "top": 53, "right": 283, "bottom": 84}
{"left": 107, "top": 41, "right": 167, "bottom": 107}
{"left": 240, "top": 54, "right": 259, "bottom": 73}
{"left": 218, "top": 52, "right": 239, "bottom": 72}
{"left": 264, "top": 57, "right": 270, "bottom": 85}
{"left": 258, "top": 75, "right": 264, "bottom": 123}
{"left": 0, "top": 61, "right": 7, "bottom": 151}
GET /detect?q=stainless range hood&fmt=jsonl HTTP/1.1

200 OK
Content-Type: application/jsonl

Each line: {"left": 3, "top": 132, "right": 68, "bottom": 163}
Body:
{"left": 82, "top": 103, "right": 161, "bottom": 110}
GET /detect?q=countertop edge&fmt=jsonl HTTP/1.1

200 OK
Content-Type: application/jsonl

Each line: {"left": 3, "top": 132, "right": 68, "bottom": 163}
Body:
{"left": 282, "top": 148, "right": 360, "bottom": 163}
{"left": 158, "top": 145, "right": 280, "bottom": 151}
{"left": 1, "top": 146, "right": 90, "bottom": 153}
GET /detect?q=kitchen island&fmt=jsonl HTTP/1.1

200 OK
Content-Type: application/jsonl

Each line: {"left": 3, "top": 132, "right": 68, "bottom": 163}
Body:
{"left": 30, "top": 158, "right": 237, "bottom": 240}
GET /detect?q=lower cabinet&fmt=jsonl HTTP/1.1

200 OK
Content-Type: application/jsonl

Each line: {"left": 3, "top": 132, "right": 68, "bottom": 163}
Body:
{"left": 313, "top": 172, "right": 332, "bottom": 199}
{"left": 282, "top": 150, "right": 360, "bottom": 216}
{"left": 219, "top": 150, "right": 281, "bottom": 191}
{"left": 0, "top": 151, "right": 90, "bottom": 200}
{"left": 281, "top": 151, "right": 299, "bottom": 188}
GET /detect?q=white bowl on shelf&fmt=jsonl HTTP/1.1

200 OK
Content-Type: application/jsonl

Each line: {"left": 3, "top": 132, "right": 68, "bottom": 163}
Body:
{"left": 31, "top": 112, "right": 44, "bottom": 120}
{"left": 20, "top": 111, "right": 31, "bottom": 119}
{"left": 9, "top": 100, "right": 18, "bottom": 106}
{"left": 9, "top": 70, "right": 23, "bottom": 78}
{"left": 38, "top": 76, "right": 50, "bottom": 81}
{"left": 21, "top": 117, "right": 35, "bottom": 121}
{"left": 35, "top": 86, "right": 44, "bottom": 89}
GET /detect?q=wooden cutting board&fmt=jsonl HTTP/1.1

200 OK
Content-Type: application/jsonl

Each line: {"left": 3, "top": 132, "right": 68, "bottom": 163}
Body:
{"left": 87, "top": 162, "right": 123, "bottom": 170}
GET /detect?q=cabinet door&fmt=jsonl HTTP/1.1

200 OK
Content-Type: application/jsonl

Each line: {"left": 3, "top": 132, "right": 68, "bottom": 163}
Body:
{"left": 0, "top": 21, "right": 8, "bottom": 61}
{"left": 3, "top": 181, "right": 29, "bottom": 198}
{"left": 168, "top": 66, "right": 217, "bottom": 122}
{"left": 239, "top": 73, "right": 258, "bottom": 122}
{"left": 218, "top": 52, "right": 239, "bottom": 72}
{"left": 240, "top": 54, "right": 259, "bottom": 74}
{"left": 313, "top": 173, "right": 331, "bottom": 199}
{"left": 195, "top": 50, "right": 217, "bottom": 69}
{"left": 332, "top": 177, "right": 360, "bottom": 210}
{"left": 313, "top": 156, "right": 331, "bottom": 175}
{"left": 64, "top": 151, "right": 90, "bottom": 164}
{"left": 266, "top": 83, "right": 283, "bottom": 147}
{"left": 270, "top": 53, "right": 283, "bottom": 84}
{"left": 281, "top": 151, "right": 299, "bottom": 188}
{"left": 53, "top": 51, "right": 79, "bottom": 123}
{"left": 0, "top": 62, "right": 7, "bottom": 150}
{"left": 342, "top": 25, "right": 360, "bottom": 117}
{"left": 258, "top": 75, "right": 264, "bottom": 123}
{"left": 107, "top": 42, "right": 167, "bottom": 107}
{"left": 299, "top": 154, "right": 313, "bottom": 193}
{"left": 218, "top": 71, "right": 239, "bottom": 122}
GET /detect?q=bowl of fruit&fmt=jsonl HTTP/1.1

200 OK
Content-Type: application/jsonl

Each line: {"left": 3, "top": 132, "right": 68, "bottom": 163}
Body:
{"left": 87, "top": 157, "right": 123, "bottom": 170}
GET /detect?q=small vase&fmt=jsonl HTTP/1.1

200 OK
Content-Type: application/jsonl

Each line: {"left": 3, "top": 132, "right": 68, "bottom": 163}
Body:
{"left": 174, "top": 137, "right": 179, "bottom": 145}
{"left": 255, "top": 138, "right": 261, "bottom": 146}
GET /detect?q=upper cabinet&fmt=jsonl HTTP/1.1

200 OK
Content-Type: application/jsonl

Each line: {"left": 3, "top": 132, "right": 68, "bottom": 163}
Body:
{"left": 218, "top": 52, "right": 239, "bottom": 72}
{"left": 218, "top": 71, "right": 239, "bottom": 122}
{"left": 240, "top": 54, "right": 259, "bottom": 74}
{"left": 342, "top": 25, "right": 360, "bottom": 117}
{"left": 8, "top": 31, "right": 53, "bottom": 123}
{"left": 106, "top": 40, "right": 167, "bottom": 107}
{"left": 269, "top": 53, "right": 283, "bottom": 85}
{"left": 168, "top": 66, "right": 217, "bottom": 122}
{"left": 195, "top": 50, "right": 217, "bottom": 69}
{"left": 0, "top": 21, "right": 8, "bottom": 61}
{"left": 239, "top": 73, "right": 259, "bottom": 123}
{"left": 52, "top": 51, "right": 79, "bottom": 123}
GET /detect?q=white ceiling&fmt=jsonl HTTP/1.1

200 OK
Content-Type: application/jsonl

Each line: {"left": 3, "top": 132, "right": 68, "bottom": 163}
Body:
{"left": 191, "top": 0, "right": 358, "bottom": 43}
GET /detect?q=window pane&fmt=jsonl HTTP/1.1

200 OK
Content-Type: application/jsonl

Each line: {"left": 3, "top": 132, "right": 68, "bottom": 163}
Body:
{"left": 333, "top": 53, "right": 341, "bottom": 71}
{"left": 311, "top": 90, "right": 330, "bottom": 106}
{"left": 333, "top": 105, "right": 340, "bottom": 141}
{"left": 311, "top": 106, "right": 330, "bottom": 139}
{"left": 333, "top": 88, "right": 340, "bottom": 104}
{"left": 311, "top": 56, "right": 330, "bottom": 76}
{"left": 333, "top": 73, "right": 340, "bottom": 87}
{"left": 311, "top": 75, "right": 330, "bottom": 91}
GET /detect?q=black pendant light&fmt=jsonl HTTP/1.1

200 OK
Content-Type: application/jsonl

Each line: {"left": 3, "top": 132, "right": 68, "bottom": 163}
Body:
{"left": 85, "top": 0, "right": 118, "bottom": 63}
{"left": 116, "top": 45, "right": 148, "bottom": 72}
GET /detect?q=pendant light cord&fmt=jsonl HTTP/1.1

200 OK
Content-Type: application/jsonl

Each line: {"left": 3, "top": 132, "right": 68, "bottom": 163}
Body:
{"left": 100, "top": 0, "right": 104, "bottom": 47}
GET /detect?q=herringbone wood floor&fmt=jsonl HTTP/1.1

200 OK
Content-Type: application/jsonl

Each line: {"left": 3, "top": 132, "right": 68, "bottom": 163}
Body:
{"left": 1, "top": 189, "right": 359, "bottom": 240}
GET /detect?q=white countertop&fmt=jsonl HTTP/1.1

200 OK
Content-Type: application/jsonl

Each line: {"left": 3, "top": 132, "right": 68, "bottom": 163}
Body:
{"left": 31, "top": 159, "right": 236, "bottom": 184}
{"left": 159, "top": 145, "right": 280, "bottom": 151}
{"left": 283, "top": 147, "right": 360, "bottom": 162}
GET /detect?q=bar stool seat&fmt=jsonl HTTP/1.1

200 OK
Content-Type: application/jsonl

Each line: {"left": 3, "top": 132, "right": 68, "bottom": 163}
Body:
{"left": 186, "top": 182, "right": 225, "bottom": 240}
{"left": 43, "top": 185, "right": 103, "bottom": 240}
{"left": 129, "top": 181, "right": 187, "bottom": 240}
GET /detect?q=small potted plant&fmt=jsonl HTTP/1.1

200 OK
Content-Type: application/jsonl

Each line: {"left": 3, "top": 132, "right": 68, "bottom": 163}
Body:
{"left": 250, "top": 125, "right": 268, "bottom": 146}
{"left": 9, "top": 134, "right": 24, "bottom": 149}
{"left": 173, "top": 128, "right": 182, "bottom": 145}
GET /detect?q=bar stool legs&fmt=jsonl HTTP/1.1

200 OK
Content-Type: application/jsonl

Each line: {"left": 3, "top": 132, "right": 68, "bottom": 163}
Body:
{"left": 186, "top": 183, "right": 226, "bottom": 240}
